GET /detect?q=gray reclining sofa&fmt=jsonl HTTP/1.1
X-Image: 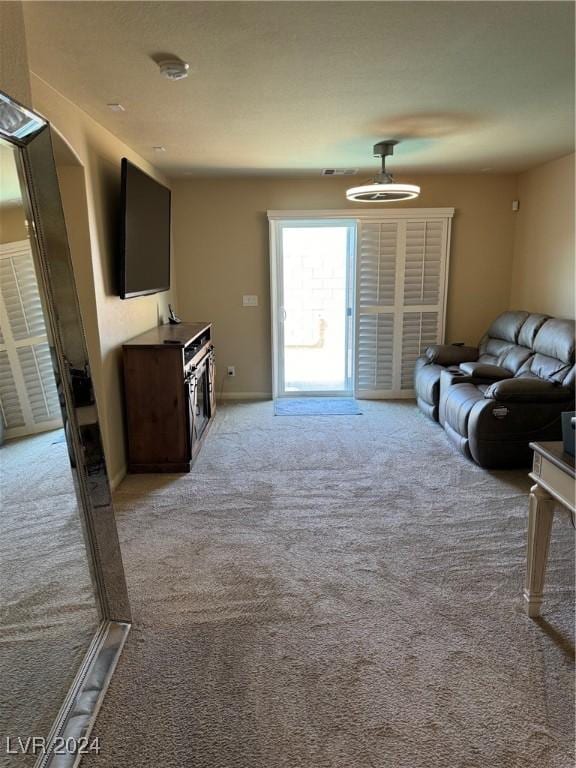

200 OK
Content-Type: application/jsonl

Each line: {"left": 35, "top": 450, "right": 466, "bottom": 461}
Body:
{"left": 414, "top": 311, "right": 575, "bottom": 468}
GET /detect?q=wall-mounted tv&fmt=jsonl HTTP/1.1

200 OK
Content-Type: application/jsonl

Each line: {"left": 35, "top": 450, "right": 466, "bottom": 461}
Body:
{"left": 119, "top": 158, "right": 171, "bottom": 299}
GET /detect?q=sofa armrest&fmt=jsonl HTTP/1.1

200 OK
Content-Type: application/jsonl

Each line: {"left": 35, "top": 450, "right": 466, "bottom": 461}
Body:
{"left": 425, "top": 344, "right": 479, "bottom": 365}
{"left": 459, "top": 362, "right": 513, "bottom": 379}
{"left": 485, "top": 378, "right": 574, "bottom": 403}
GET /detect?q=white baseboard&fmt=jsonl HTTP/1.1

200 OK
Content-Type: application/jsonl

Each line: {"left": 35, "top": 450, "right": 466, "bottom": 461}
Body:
{"left": 356, "top": 391, "right": 416, "bottom": 400}
{"left": 218, "top": 392, "right": 416, "bottom": 402}
{"left": 218, "top": 392, "right": 272, "bottom": 401}
{"left": 109, "top": 465, "right": 127, "bottom": 491}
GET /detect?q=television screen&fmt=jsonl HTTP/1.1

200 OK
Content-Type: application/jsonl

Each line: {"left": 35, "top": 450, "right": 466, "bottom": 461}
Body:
{"left": 119, "top": 158, "right": 171, "bottom": 299}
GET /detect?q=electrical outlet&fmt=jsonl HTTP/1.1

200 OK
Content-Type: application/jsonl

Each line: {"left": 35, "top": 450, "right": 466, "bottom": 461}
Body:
{"left": 227, "top": 366, "right": 236, "bottom": 377}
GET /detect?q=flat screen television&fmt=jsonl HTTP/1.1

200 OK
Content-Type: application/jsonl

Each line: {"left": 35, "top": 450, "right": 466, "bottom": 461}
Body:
{"left": 119, "top": 158, "right": 171, "bottom": 299}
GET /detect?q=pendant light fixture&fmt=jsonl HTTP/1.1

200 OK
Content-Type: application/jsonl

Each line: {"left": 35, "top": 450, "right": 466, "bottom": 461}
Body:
{"left": 346, "top": 140, "right": 420, "bottom": 202}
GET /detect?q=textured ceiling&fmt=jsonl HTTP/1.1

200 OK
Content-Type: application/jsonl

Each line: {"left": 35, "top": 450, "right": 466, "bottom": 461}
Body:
{"left": 23, "top": 1, "right": 575, "bottom": 178}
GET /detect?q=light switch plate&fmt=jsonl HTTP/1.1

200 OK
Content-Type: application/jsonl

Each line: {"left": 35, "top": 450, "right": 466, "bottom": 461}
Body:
{"left": 242, "top": 295, "right": 258, "bottom": 307}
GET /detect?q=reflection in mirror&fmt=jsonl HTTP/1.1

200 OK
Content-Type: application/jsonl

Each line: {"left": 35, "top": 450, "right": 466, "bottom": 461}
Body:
{"left": 0, "top": 137, "right": 99, "bottom": 765}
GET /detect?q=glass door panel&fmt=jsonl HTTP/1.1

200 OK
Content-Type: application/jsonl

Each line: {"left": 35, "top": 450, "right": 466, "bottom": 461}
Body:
{"left": 278, "top": 223, "right": 354, "bottom": 396}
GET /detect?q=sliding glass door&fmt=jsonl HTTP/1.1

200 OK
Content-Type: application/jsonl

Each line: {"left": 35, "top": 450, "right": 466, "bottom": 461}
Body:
{"left": 270, "top": 209, "right": 453, "bottom": 401}
{"left": 270, "top": 220, "right": 355, "bottom": 397}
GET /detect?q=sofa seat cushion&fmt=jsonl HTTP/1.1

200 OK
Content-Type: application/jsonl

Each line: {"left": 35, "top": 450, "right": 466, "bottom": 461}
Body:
{"left": 443, "top": 383, "right": 486, "bottom": 438}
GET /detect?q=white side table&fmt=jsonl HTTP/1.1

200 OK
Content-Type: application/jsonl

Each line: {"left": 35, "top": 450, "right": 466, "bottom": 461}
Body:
{"left": 524, "top": 441, "right": 575, "bottom": 617}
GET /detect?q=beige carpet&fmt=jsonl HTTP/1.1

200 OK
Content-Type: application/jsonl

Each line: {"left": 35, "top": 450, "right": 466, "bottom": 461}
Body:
{"left": 0, "top": 430, "right": 99, "bottom": 767}
{"left": 84, "top": 401, "right": 574, "bottom": 768}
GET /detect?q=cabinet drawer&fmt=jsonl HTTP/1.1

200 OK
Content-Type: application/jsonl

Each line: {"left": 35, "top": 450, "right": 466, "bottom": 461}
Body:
{"left": 532, "top": 453, "right": 575, "bottom": 511}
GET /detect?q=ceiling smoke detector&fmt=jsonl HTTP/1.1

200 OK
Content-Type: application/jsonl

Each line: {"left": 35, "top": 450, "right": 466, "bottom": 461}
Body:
{"left": 158, "top": 59, "right": 190, "bottom": 81}
{"left": 346, "top": 140, "right": 420, "bottom": 202}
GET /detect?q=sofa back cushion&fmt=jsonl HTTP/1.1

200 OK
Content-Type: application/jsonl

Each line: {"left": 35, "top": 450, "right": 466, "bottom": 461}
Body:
{"left": 515, "top": 318, "right": 576, "bottom": 387}
{"left": 532, "top": 318, "right": 575, "bottom": 363}
{"left": 485, "top": 310, "right": 530, "bottom": 343}
{"left": 517, "top": 355, "right": 573, "bottom": 384}
{"left": 478, "top": 311, "right": 529, "bottom": 367}
{"left": 478, "top": 343, "right": 532, "bottom": 373}
{"left": 497, "top": 345, "right": 533, "bottom": 373}
{"left": 518, "top": 313, "right": 549, "bottom": 347}
{"left": 477, "top": 311, "right": 570, "bottom": 376}
{"left": 478, "top": 339, "right": 514, "bottom": 366}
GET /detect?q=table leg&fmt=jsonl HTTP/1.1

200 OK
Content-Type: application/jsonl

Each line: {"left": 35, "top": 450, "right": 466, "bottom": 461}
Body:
{"left": 523, "top": 484, "right": 555, "bottom": 617}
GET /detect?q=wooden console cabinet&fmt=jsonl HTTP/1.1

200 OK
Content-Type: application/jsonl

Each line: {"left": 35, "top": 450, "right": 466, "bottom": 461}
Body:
{"left": 123, "top": 322, "right": 215, "bottom": 473}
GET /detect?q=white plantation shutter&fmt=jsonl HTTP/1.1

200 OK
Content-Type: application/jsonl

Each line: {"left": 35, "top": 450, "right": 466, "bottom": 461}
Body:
{"left": 0, "top": 240, "right": 62, "bottom": 438}
{"left": 397, "top": 219, "right": 448, "bottom": 393}
{"left": 403, "top": 220, "right": 443, "bottom": 306}
{"left": 358, "top": 222, "right": 398, "bottom": 307}
{"left": 0, "top": 350, "right": 25, "bottom": 429}
{"left": 0, "top": 250, "right": 47, "bottom": 340}
{"left": 357, "top": 312, "right": 395, "bottom": 392}
{"left": 400, "top": 311, "right": 440, "bottom": 389}
{"left": 355, "top": 212, "right": 452, "bottom": 398}
{"left": 17, "top": 344, "right": 62, "bottom": 423}
{"left": 356, "top": 221, "right": 399, "bottom": 396}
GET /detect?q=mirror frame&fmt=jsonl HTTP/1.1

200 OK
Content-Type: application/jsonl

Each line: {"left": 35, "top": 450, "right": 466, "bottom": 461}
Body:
{"left": 0, "top": 89, "right": 131, "bottom": 768}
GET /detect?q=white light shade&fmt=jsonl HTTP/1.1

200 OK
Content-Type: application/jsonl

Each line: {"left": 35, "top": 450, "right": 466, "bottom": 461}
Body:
{"left": 346, "top": 182, "right": 420, "bottom": 202}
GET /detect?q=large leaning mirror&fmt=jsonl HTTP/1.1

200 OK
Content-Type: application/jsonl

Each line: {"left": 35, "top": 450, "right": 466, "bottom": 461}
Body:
{"left": 0, "top": 91, "right": 130, "bottom": 767}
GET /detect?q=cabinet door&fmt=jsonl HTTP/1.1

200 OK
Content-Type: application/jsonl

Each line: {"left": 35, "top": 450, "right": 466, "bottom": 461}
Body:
{"left": 208, "top": 351, "right": 216, "bottom": 415}
{"left": 186, "top": 376, "right": 197, "bottom": 457}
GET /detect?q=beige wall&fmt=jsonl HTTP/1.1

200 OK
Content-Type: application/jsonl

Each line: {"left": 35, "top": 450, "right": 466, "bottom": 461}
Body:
{"left": 28, "top": 76, "right": 176, "bottom": 485}
{"left": 0, "top": 2, "right": 31, "bottom": 105}
{"left": 1, "top": 3, "right": 173, "bottom": 483}
{"left": 0, "top": 204, "right": 27, "bottom": 244}
{"left": 3, "top": 0, "right": 571, "bottom": 454}
{"left": 0, "top": 4, "right": 31, "bottom": 247}
{"left": 56, "top": 163, "right": 105, "bottom": 403}
{"left": 172, "top": 174, "right": 518, "bottom": 396}
{"left": 510, "top": 153, "right": 575, "bottom": 319}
